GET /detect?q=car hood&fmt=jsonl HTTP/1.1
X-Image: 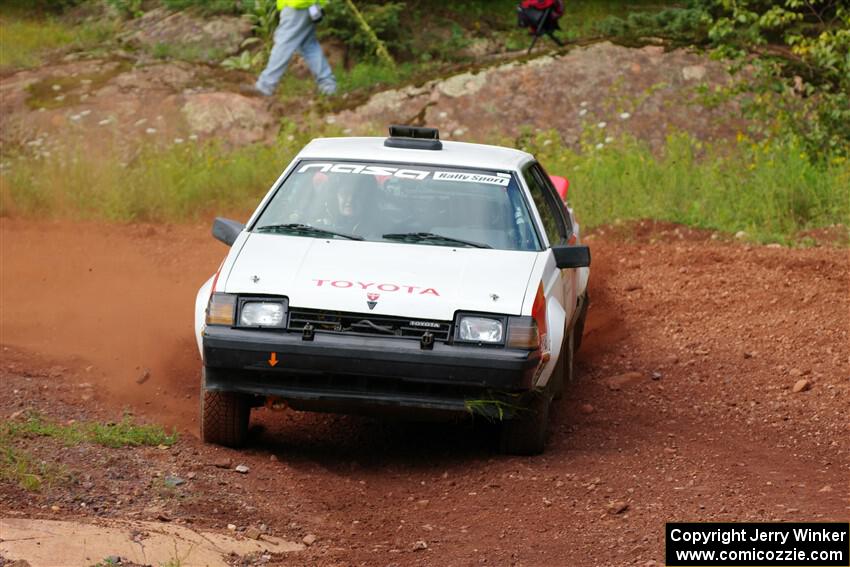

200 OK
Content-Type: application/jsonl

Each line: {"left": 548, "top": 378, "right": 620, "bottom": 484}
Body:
{"left": 223, "top": 234, "right": 540, "bottom": 321}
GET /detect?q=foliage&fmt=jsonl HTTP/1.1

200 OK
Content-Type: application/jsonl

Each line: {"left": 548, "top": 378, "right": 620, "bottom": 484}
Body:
{"left": 320, "top": 1, "right": 406, "bottom": 62}
{"left": 0, "top": 440, "right": 70, "bottom": 492}
{"left": 519, "top": 128, "right": 850, "bottom": 243}
{"left": 104, "top": 0, "right": 144, "bottom": 19}
{"left": 0, "top": 15, "right": 117, "bottom": 70}
{"left": 0, "top": 0, "right": 85, "bottom": 13}
{"left": 594, "top": 3, "right": 711, "bottom": 45}
{"left": 3, "top": 123, "right": 847, "bottom": 243}
{"left": 1, "top": 413, "right": 178, "bottom": 448}
{"left": 597, "top": 0, "right": 850, "bottom": 158}
{"left": 0, "top": 122, "right": 312, "bottom": 222}
{"left": 246, "top": 0, "right": 279, "bottom": 42}
{"left": 707, "top": 0, "right": 850, "bottom": 158}
{"left": 221, "top": 49, "right": 266, "bottom": 71}
{"left": 160, "top": 0, "right": 245, "bottom": 14}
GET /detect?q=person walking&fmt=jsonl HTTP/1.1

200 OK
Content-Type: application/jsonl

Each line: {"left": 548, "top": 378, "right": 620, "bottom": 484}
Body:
{"left": 255, "top": 0, "right": 337, "bottom": 97}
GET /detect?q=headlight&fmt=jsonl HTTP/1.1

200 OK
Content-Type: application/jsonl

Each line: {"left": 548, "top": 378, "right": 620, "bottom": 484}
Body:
{"left": 240, "top": 301, "right": 285, "bottom": 327}
{"left": 206, "top": 293, "right": 236, "bottom": 326}
{"left": 457, "top": 316, "right": 504, "bottom": 343}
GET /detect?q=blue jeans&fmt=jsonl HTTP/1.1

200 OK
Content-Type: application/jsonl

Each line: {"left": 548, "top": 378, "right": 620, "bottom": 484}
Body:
{"left": 256, "top": 7, "right": 337, "bottom": 96}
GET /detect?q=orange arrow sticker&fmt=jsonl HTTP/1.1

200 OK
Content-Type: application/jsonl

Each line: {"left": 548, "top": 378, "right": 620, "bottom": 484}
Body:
{"left": 268, "top": 352, "right": 278, "bottom": 367}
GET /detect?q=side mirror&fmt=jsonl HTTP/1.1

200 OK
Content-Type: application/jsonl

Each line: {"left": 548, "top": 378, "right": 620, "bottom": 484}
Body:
{"left": 212, "top": 217, "right": 245, "bottom": 247}
{"left": 549, "top": 175, "right": 570, "bottom": 201}
{"left": 552, "top": 244, "right": 590, "bottom": 269}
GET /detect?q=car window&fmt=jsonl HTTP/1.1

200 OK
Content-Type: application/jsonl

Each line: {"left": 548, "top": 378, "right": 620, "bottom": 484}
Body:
{"left": 531, "top": 164, "right": 573, "bottom": 239}
{"left": 523, "top": 164, "right": 567, "bottom": 246}
{"left": 253, "top": 161, "right": 543, "bottom": 251}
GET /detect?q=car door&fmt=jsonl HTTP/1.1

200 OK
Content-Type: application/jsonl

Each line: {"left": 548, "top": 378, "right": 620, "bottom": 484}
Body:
{"left": 522, "top": 163, "right": 577, "bottom": 387}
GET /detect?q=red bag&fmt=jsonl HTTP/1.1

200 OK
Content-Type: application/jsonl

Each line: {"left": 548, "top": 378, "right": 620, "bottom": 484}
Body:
{"left": 517, "top": 0, "right": 564, "bottom": 33}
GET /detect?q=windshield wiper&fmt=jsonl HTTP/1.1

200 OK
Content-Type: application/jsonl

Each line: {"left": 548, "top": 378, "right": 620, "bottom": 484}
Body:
{"left": 256, "top": 223, "right": 364, "bottom": 241}
{"left": 382, "top": 232, "right": 492, "bottom": 249}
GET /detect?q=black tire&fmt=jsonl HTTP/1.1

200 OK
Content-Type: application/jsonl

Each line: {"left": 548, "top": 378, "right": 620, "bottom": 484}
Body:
{"left": 574, "top": 293, "right": 588, "bottom": 352}
{"left": 499, "top": 391, "right": 552, "bottom": 456}
{"left": 200, "top": 368, "right": 250, "bottom": 448}
{"left": 552, "top": 326, "right": 575, "bottom": 400}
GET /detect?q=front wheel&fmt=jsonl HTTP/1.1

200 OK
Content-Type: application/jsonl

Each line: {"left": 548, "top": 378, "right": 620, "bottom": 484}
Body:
{"left": 499, "top": 391, "right": 552, "bottom": 456}
{"left": 200, "top": 368, "right": 250, "bottom": 447}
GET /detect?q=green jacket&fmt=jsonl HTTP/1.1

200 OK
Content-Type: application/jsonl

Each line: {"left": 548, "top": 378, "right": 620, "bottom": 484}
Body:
{"left": 277, "top": 0, "right": 327, "bottom": 9}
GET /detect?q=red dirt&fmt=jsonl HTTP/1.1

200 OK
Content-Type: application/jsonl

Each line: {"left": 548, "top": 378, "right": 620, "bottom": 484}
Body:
{"left": 1, "top": 219, "right": 848, "bottom": 566}
{"left": 1, "top": 218, "right": 229, "bottom": 431}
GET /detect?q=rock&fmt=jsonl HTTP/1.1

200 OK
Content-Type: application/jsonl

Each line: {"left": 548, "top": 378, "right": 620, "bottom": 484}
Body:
{"left": 606, "top": 371, "right": 644, "bottom": 390}
{"left": 607, "top": 501, "right": 630, "bottom": 515}
{"left": 211, "top": 458, "right": 232, "bottom": 469}
{"left": 579, "top": 403, "right": 595, "bottom": 414}
{"left": 245, "top": 527, "right": 262, "bottom": 540}
{"left": 624, "top": 283, "right": 643, "bottom": 292}
{"left": 735, "top": 231, "right": 748, "bottom": 240}
{"left": 302, "top": 533, "right": 317, "bottom": 546}
{"left": 105, "top": 557, "right": 122, "bottom": 565}
{"left": 651, "top": 371, "right": 663, "bottom": 381}
{"left": 789, "top": 368, "right": 804, "bottom": 377}
{"left": 9, "top": 409, "right": 25, "bottom": 420}
{"left": 227, "top": 523, "right": 237, "bottom": 531}
{"left": 437, "top": 72, "right": 488, "bottom": 98}
{"left": 136, "top": 368, "right": 151, "bottom": 384}
{"left": 235, "top": 464, "right": 250, "bottom": 474}
{"left": 819, "top": 485, "right": 833, "bottom": 493}
{"left": 682, "top": 64, "right": 707, "bottom": 81}
{"left": 164, "top": 475, "right": 185, "bottom": 488}
{"left": 182, "top": 93, "right": 275, "bottom": 146}
{"left": 412, "top": 540, "right": 428, "bottom": 551}
{"left": 792, "top": 379, "right": 811, "bottom": 393}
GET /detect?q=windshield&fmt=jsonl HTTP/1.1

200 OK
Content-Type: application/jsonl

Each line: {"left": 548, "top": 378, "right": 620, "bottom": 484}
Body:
{"left": 253, "top": 160, "right": 542, "bottom": 251}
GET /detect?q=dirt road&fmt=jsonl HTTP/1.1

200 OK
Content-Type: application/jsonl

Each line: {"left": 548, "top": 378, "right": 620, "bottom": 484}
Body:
{"left": 1, "top": 219, "right": 848, "bottom": 566}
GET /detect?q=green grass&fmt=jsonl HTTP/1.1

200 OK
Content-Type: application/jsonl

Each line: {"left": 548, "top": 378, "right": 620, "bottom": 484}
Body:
{"left": 431, "top": 0, "right": 673, "bottom": 51}
{"left": 520, "top": 129, "right": 850, "bottom": 243}
{"left": 1, "top": 121, "right": 847, "bottom": 242}
{"left": 0, "top": 15, "right": 117, "bottom": 71}
{"left": 0, "top": 122, "right": 315, "bottom": 221}
{"left": 0, "top": 440, "right": 70, "bottom": 491}
{"left": 151, "top": 41, "right": 228, "bottom": 63}
{"left": 2, "top": 413, "right": 178, "bottom": 448}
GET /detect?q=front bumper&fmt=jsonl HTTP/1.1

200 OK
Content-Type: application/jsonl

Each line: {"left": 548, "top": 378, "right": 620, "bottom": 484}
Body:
{"left": 202, "top": 326, "right": 540, "bottom": 416}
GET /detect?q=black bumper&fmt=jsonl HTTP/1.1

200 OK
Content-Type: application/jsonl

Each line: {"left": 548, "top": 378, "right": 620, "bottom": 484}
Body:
{"left": 202, "top": 327, "right": 540, "bottom": 415}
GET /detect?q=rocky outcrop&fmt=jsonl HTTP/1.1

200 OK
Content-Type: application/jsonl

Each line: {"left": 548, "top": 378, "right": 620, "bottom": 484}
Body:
{"left": 331, "top": 42, "right": 745, "bottom": 149}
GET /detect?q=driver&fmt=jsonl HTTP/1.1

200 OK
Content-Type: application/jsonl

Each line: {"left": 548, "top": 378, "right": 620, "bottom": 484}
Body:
{"left": 329, "top": 175, "right": 377, "bottom": 236}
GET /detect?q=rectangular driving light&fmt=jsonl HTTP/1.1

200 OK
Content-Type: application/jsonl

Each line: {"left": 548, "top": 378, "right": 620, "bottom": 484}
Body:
{"left": 240, "top": 301, "right": 286, "bottom": 327}
{"left": 455, "top": 314, "right": 505, "bottom": 344}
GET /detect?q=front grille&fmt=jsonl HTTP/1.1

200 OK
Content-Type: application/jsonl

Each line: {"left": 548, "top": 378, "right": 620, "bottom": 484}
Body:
{"left": 288, "top": 308, "right": 452, "bottom": 342}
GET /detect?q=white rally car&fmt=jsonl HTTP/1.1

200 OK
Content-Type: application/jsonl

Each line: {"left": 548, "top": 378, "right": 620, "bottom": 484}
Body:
{"left": 195, "top": 126, "right": 590, "bottom": 455}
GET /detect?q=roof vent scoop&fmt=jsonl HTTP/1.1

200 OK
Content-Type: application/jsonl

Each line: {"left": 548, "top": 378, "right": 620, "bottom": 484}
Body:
{"left": 384, "top": 125, "right": 442, "bottom": 151}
